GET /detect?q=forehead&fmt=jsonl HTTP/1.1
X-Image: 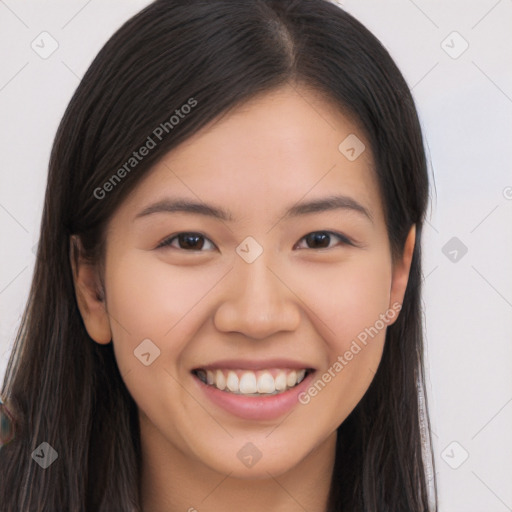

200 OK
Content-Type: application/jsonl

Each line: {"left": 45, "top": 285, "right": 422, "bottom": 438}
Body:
{"left": 113, "top": 84, "right": 384, "bottom": 229}
{"left": 173, "top": 84, "right": 371, "bottom": 169}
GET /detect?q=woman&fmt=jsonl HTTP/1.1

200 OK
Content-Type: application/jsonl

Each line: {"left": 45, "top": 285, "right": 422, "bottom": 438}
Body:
{"left": 0, "top": 0, "right": 437, "bottom": 510}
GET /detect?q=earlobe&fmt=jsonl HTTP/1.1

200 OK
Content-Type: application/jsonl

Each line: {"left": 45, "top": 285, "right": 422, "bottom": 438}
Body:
{"left": 388, "top": 225, "right": 416, "bottom": 323}
{"left": 69, "top": 235, "right": 112, "bottom": 344}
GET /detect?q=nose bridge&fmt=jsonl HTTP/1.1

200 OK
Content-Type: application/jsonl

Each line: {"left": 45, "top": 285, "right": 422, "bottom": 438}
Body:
{"left": 237, "top": 248, "right": 279, "bottom": 304}
{"left": 213, "top": 241, "right": 300, "bottom": 338}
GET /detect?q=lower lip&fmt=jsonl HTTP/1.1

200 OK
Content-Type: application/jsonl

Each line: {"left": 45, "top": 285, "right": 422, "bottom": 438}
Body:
{"left": 193, "top": 371, "right": 315, "bottom": 421}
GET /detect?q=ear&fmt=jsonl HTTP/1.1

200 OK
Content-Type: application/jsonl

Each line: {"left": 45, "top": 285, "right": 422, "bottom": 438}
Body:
{"left": 69, "top": 235, "right": 112, "bottom": 344}
{"left": 388, "top": 225, "right": 416, "bottom": 324}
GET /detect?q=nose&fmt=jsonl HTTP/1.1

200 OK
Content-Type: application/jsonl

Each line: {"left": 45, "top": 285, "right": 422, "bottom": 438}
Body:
{"left": 213, "top": 251, "right": 301, "bottom": 340}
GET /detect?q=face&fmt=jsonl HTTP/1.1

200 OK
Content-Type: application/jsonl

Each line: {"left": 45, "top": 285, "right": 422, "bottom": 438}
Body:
{"left": 72, "top": 84, "right": 414, "bottom": 479}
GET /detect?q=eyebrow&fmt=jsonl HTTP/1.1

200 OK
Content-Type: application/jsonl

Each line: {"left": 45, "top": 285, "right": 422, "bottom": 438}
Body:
{"left": 134, "top": 194, "right": 373, "bottom": 223}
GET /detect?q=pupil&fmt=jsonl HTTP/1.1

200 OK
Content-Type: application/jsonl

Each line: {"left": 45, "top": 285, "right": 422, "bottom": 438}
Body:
{"left": 307, "top": 232, "right": 329, "bottom": 248}
{"left": 181, "top": 233, "right": 203, "bottom": 250}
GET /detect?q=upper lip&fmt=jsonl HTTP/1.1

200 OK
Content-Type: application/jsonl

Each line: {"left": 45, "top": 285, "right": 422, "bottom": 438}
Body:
{"left": 192, "top": 358, "right": 316, "bottom": 372}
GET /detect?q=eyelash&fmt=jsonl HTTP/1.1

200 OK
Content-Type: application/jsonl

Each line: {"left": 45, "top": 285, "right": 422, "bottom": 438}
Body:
{"left": 156, "top": 231, "right": 355, "bottom": 251}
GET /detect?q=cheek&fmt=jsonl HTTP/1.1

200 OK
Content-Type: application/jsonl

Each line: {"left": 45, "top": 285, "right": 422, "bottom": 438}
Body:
{"left": 102, "top": 251, "right": 227, "bottom": 370}
{"left": 291, "top": 252, "right": 392, "bottom": 422}
{"left": 293, "top": 251, "right": 393, "bottom": 346}
{"left": 105, "top": 251, "right": 211, "bottom": 333}
{"left": 102, "top": 251, "right": 214, "bottom": 426}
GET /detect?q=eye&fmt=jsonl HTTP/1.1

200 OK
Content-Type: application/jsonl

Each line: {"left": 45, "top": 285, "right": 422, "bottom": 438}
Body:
{"left": 157, "top": 230, "right": 354, "bottom": 252}
{"left": 294, "top": 231, "right": 353, "bottom": 250}
{"left": 157, "top": 232, "right": 216, "bottom": 251}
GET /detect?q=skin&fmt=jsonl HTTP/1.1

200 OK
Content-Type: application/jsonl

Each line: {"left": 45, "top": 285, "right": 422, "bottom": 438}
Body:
{"left": 71, "top": 83, "right": 415, "bottom": 512}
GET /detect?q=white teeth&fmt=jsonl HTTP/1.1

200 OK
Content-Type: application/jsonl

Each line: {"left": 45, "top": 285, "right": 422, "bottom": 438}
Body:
{"left": 257, "top": 372, "right": 275, "bottom": 394}
{"left": 216, "top": 369, "right": 226, "bottom": 390}
{"left": 197, "top": 368, "right": 310, "bottom": 395}
{"left": 275, "top": 371, "right": 287, "bottom": 391}
{"left": 226, "top": 371, "right": 239, "bottom": 392}
{"left": 239, "top": 372, "right": 258, "bottom": 394}
{"left": 286, "top": 370, "right": 297, "bottom": 388}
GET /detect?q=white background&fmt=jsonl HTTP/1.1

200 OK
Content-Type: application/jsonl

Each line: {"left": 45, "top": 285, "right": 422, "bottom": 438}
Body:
{"left": 1, "top": 1, "right": 511, "bottom": 510}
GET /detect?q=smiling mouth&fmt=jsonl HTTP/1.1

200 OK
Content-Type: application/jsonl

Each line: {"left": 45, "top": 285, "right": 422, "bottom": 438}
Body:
{"left": 192, "top": 368, "right": 314, "bottom": 396}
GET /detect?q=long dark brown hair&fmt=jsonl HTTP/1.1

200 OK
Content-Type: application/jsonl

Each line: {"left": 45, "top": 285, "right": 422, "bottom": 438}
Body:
{"left": 0, "top": 1, "right": 437, "bottom": 510}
